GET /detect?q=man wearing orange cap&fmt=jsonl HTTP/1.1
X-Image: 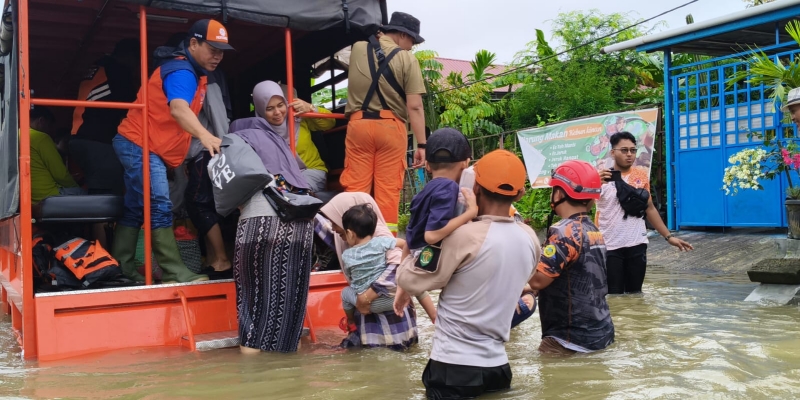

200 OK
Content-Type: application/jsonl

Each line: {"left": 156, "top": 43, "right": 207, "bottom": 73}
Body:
{"left": 528, "top": 160, "right": 615, "bottom": 355}
{"left": 111, "top": 19, "right": 234, "bottom": 283}
{"left": 397, "top": 150, "right": 541, "bottom": 399}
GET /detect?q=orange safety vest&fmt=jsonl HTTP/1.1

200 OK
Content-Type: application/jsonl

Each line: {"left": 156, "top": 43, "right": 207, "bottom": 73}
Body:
{"left": 71, "top": 64, "right": 109, "bottom": 135}
{"left": 118, "top": 59, "right": 207, "bottom": 168}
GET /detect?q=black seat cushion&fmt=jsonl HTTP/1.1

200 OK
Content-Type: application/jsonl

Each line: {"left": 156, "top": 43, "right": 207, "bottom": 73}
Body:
{"left": 34, "top": 195, "right": 124, "bottom": 223}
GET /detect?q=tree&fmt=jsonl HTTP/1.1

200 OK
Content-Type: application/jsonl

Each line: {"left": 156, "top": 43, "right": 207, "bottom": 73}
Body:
{"left": 468, "top": 50, "right": 497, "bottom": 82}
{"left": 416, "top": 49, "right": 506, "bottom": 137}
{"left": 415, "top": 50, "right": 444, "bottom": 131}
{"left": 507, "top": 10, "right": 655, "bottom": 128}
{"left": 728, "top": 20, "right": 800, "bottom": 107}
{"left": 438, "top": 50, "right": 505, "bottom": 137}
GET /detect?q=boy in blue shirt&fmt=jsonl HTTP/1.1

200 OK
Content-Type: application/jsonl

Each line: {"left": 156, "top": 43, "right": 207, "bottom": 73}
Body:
{"left": 402, "top": 128, "right": 476, "bottom": 262}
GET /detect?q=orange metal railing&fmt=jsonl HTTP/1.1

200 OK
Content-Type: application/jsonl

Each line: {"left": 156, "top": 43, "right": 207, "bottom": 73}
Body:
{"left": 14, "top": 1, "right": 348, "bottom": 358}
{"left": 15, "top": 1, "right": 154, "bottom": 357}
{"left": 25, "top": 5, "right": 153, "bottom": 285}
{"left": 283, "top": 28, "right": 347, "bottom": 149}
{"left": 139, "top": 6, "right": 153, "bottom": 286}
{"left": 17, "top": 0, "right": 36, "bottom": 359}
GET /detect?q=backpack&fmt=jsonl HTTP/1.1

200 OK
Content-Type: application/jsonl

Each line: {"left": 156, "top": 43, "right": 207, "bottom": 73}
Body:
{"left": 32, "top": 233, "right": 83, "bottom": 290}
{"left": 53, "top": 238, "right": 123, "bottom": 288}
{"left": 613, "top": 179, "right": 650, "bottom": 219}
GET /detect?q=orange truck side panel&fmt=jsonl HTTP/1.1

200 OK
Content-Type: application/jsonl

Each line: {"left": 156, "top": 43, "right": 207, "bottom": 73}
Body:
{"left": 33, "top": 282, "right": 237, "bottom": 361}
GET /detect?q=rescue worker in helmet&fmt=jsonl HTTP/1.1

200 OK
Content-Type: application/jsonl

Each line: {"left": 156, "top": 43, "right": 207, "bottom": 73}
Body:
{"left": 528, "top": 160, "right": 615, "bottom": 355}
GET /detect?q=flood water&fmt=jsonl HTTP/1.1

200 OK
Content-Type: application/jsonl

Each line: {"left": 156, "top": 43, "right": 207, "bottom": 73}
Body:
{"left": 2, "top": 267, "right": 800, "bottom": 399}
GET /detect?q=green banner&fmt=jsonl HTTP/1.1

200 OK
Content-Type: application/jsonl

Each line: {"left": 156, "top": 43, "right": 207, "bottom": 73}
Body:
{"left": 517, "top": 108, "right": 659, "bottom": 188}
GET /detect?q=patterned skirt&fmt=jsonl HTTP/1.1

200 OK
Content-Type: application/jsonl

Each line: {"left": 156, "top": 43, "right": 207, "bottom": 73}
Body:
{"left": 340, "top": 263, "right": 420, "bottom": 351}
{"left": 233, "top": 216, "right": 313, "bottom": 352}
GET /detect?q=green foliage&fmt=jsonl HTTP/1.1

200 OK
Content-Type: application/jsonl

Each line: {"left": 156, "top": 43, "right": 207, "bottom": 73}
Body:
{"left": 548, "top": 10, "right": 659, "bottom": 61}
{"left": 427, "top": 49, "right": 506, "bottom": 137}
{"left": 469, "top": 50, "right": 497, "bottom": 82}
{"left": 727, "top": 21, "right": 800, "bottom": 109}
{"left": 398, "top": 212, "right": 411, "bottom": 234}
{"left": 513, "top": 185, "right": 553, "bottom": 230}
{"left": 509, "top": 60, "right": 624, "bottom": 129}
{"left": 311, "top": 87, "right": 348, "bottom": 107}
{"left": 507, "top": 10, "right": 655, "bottom": 129}
{"left": 415, "top": 50, "right": 444, "bottom": 131}
{"left": 439, "top": 79, "right": 504, "bottom": 136}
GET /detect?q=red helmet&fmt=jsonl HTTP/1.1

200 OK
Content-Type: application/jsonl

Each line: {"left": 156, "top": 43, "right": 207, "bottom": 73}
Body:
{"left": 549, "top": 160, "right": 602, "bottom": 200}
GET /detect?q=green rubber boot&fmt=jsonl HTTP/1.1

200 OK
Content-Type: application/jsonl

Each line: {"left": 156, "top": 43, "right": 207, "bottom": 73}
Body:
{"left": 151, "top": 227, "right": 208, "bottom": 283}
{"left": 112, "top": 225, "right": 145, "bottom": 282}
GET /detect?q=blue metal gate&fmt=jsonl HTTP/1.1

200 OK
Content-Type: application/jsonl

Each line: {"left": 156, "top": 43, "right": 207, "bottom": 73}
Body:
{"left": 670, "top": 48, "right": 800, "bottom": 228}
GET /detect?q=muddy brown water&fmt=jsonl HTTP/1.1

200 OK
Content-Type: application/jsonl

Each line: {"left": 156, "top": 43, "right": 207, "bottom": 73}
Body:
{"left": 1, "top": 267, "right": 799, "bottom": 399}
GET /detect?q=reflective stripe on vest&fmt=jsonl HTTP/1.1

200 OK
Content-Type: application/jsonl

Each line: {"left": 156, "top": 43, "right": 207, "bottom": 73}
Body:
{"left": 72, "top": 65, "right": 109, "bottom": 135}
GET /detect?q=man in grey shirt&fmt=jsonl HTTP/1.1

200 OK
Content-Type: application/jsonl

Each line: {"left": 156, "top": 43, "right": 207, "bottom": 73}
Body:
{"left": 397, "top": 150, "right": 541, "bottom": 399}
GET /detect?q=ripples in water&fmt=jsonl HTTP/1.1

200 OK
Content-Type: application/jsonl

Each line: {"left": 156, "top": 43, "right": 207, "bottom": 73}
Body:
{"left": 1, "top": 267, "right": 799, "bottom": 399}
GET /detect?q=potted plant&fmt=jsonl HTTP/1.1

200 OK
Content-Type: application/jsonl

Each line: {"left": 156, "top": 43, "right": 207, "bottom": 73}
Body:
{"left": 722, "top": 135, "right": 800, "bottom": 238}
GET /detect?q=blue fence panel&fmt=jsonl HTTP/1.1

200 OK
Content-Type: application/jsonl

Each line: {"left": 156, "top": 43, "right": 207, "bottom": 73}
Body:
{"left": 670, "top": 47, "right": 800, "bottom": 228}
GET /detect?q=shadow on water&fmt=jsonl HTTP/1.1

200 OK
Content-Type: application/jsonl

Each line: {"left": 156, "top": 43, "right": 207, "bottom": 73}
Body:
{"left": 2, "top": 267, "right": 800, "bottom": 399}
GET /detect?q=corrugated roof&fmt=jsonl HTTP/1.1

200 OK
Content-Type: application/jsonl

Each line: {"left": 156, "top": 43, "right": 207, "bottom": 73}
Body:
{"left": 435, "top": 57, "right": 515, "bottom": 93}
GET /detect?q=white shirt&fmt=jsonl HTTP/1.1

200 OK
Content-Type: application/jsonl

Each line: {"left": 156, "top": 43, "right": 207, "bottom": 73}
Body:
{"left": 596, "top": 167, "right": 650, "bottom": 251}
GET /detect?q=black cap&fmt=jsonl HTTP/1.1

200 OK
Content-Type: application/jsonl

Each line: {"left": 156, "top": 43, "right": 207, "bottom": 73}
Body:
{"left": 426, "top": 128, "right": 471, "bottom": 163}
{"left": 382, "top": 12, "right": 424, "bottom": 44}
{"left": 188, "top": 19, "right": 235, "bottom": 51}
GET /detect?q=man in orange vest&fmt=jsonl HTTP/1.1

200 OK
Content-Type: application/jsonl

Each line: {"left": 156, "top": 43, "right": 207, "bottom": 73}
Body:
{"left": 111, "top": 19, "right": 234, "bottom": 283}
{"left": 342, "top": 12, "right": 428, "bottom": 235}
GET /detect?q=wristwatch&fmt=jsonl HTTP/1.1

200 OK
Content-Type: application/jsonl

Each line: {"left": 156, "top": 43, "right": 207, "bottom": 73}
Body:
{"left": 664, "top": 234, "right": 674, "bottom": 241}
{"left": 417, "top": 143, "right": 426, "bottom": 149}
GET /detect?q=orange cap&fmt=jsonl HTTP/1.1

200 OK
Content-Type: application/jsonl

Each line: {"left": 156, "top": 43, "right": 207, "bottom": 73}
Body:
{"left": 189, "top": 19, "right": 234, "bottom": 50}
{"left": 474, "top": 150, "right": 527, "bottom": 196}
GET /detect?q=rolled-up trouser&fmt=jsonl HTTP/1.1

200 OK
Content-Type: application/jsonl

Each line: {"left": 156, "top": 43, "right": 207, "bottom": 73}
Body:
{"left": 340, "top": 110, "right": 407, "bottom": 235}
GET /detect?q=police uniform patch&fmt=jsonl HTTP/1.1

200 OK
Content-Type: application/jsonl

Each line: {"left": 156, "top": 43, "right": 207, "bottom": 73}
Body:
{"left": 543, "top": 244, "right": 556, "bottom": 258}
{"left": 419, "top": 247, "right": 434, "bottom": 267}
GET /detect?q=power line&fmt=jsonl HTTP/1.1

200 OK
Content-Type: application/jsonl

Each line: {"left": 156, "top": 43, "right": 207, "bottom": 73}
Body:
{"left": 425, "top": 0, "right": 699, "bottom": 97}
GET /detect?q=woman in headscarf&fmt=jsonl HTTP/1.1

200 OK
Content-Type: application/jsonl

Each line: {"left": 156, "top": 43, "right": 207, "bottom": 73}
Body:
{"left": 230, "top": 80, "right": 333, "bottom": 192}
{"left": 229, "top": 80, "right": 314, "bottom": 354}
{"left": 319, "top": 192, "right": 420, "bottom": 351}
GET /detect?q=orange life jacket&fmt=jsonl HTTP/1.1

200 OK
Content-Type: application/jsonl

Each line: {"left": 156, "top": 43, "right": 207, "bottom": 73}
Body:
{"left": 54, "top": 238, "right": 119, "bottom": 282}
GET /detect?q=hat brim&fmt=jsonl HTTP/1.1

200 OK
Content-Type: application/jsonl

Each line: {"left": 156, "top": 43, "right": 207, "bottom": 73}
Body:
{"left": 206, "top": 41, "right": 235, "bottom": 51}
{"left": 383, "top": 25, "right": 424, "bottom": 44}
{"left": 782, "top": 100, "right": 800, "bottom": 112}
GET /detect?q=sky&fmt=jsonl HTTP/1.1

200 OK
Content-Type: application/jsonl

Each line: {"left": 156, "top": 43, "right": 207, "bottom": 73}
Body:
{"left": 388, "top": 0, "right": 750, "bottom": 63}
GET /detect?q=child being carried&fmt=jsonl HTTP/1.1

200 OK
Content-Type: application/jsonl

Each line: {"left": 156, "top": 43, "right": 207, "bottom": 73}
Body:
{"left": 340, "top": 204, "right": 437, "bottom": 335}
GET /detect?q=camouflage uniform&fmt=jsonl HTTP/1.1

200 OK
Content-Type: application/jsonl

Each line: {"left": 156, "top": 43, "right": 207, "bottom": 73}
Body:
{"left": 537, "top": 212, "right": 615, "bottom": 351}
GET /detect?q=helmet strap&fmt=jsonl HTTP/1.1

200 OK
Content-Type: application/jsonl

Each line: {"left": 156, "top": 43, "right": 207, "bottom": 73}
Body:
{"left": 547, "top": 188, "right": 567, "bottom": 227}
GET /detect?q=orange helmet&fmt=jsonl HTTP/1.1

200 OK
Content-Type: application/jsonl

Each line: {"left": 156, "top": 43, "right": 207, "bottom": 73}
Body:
{"left": 549, "top": 160, "right": 602, "bottom": 200}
